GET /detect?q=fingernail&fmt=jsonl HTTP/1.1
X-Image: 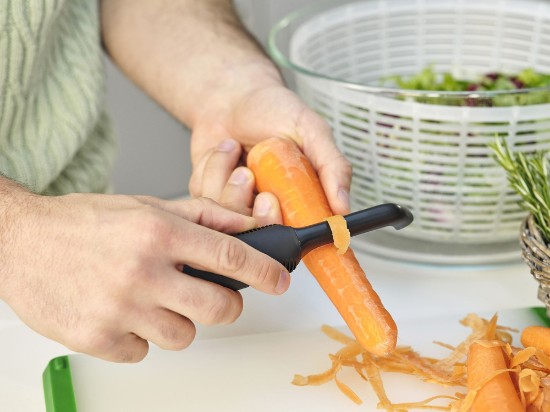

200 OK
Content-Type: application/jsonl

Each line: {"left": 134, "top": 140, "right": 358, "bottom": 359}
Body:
{"left": 275, "top": 270, "right": 290, "bottom": 294}
{"left": 254, "top": 195, "right": 272, "bottom": 216}
{"left": 217, "top": 139, "right": 236, "bottom": 152}
{"left": 338, "top": 187, "right": 350, "bottom": 211}
{"left": 229, "top": 168, "right": 250, "bottom": 185}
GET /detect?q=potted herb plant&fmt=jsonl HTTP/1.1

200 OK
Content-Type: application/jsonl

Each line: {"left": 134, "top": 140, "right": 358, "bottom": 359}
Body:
{"left": 491, "top": 138, "right": 550, "bottom": 313}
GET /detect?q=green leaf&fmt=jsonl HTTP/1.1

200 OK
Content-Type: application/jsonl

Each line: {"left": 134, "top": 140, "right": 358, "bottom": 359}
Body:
{"left": 491, "top": 137, "right": 550, "bottom": 242}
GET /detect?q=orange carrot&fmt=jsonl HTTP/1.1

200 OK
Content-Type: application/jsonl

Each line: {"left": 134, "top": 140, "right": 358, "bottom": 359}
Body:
{"left": 466, "top": 341, "right": 523, "bottom": 412}
{"left": 521, "top": 326, "right": 550, "bottom": 356}
{"left": 247, "top": 137, "right": 397, "bottom": 356}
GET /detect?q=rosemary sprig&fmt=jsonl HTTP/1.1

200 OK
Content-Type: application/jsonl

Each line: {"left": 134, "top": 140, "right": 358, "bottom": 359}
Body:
{"left": 490, "top": 138, "right": 550, "bottom": 242}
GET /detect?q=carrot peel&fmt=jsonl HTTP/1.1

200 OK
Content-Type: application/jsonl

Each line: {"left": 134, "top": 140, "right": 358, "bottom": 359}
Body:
{"left": 293, "top": 313, "right": 550, "bottom": 410}
{"left": 325, "top": 215, "right": 350, "bottom": 255}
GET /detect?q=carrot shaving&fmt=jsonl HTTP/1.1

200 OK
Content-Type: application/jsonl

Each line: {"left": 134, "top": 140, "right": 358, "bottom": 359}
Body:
{"left": 519, "top": 369, "right": 541, "bottom": 406}
{"left": 334, "top": 375, "right": 363, "bottom": 405}
{"left": 362, "top": 354, "right": 396, "bottom": 411}
{"left": 454, "top": 390, "right": 477, "bottom": 412}
{"left": 391, "top": 395, "right": 459, "bottom": 410}
{"left": 513, "top": 348, "right": 539, "bottom": 368}
{"left": 320, "top": 324, "right": 355, "bottom": 345}
{"left": 292, "top": 361, "right": 340, "bottom": 386}
{"left": 292, "top": 314, "right": 550, "bottom": 411}
{"left": 325, "top": 215, "right": 350, "bottom": 255}
{"left": 434, "top": 341, "right": 457, "bottom": 351}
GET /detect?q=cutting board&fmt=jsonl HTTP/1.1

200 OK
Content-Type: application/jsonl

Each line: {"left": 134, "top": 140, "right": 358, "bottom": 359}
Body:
{"left": 43, "top": 308, "right": 549, "bottom": 412}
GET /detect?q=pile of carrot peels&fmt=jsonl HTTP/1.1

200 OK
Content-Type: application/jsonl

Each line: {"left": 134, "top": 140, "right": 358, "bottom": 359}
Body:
{"left": 292, "top": 314, "right": 550, "bottom": 411}
{"left": 246, "top": 138, "right": 549, "bottom": 410}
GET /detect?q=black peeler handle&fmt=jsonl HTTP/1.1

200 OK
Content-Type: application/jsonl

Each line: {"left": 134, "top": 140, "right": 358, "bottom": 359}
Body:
{"left": 183, "top": 224, "right": 302, "bottom": 291}
{"left": 182, "top": 203, "right": 413, "bottom": 291}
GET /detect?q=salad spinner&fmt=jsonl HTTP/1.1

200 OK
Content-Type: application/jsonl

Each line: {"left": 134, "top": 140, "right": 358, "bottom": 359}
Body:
{"left": 269, "top": 0, "right": 550, "bottom": 264}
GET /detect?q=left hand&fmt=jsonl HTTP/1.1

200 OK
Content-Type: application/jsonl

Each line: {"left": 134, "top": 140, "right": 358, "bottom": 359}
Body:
{"left": 188, "top": 85, "right": 352, "bottom": 225}
{"left": 100, "top": 0, "right": 351, "bottom": 225}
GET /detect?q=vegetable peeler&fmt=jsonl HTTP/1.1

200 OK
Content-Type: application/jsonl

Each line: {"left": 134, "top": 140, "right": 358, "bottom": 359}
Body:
{"left": 182, "top": 203, "right": 413, "bottom": 291}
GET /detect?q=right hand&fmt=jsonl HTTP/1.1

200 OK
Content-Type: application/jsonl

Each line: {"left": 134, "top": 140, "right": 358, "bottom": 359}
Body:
{"left": 0, "top": 194, "right": 290, "bottom": 363}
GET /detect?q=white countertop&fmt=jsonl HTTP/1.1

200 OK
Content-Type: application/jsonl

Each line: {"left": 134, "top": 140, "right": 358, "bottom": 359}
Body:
{"left": 0, "top": 248, "right": 541, "bottom": 411}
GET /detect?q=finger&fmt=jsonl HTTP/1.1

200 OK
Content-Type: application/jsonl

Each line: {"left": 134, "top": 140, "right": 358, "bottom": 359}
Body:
{"left": 134, "top": 196, "right": 257, "bottom": 235}
{"left": 297, "top": 115, "right": 353, "bottom": 215}
{"left": 201, "top": 139, "right": 243, "bottom": 201}
{"left": 318, "top": 155, "right": 352, "bottom": 216}
{"left": 219, "top": 167, "right": 255, "bottom": 215}
{"left": 317, "top": 152, "right": 352, "bottom": 216}
{"left": 128, "top": 199, "right": 289, "bottom": 294}
{"left": 188, "top": 147, "right": 214, "bottom": 198}
{"left": 174, "top": 222, "right": 290, "bottom": 295}
{"left": 131, "top": 307, "right": 196, "bottom": 350}
{"left": 160, "top": 270, "right": 244, "bottom": 325}
{"left": 252, "top": 192, "right": 283, "bottom": 226}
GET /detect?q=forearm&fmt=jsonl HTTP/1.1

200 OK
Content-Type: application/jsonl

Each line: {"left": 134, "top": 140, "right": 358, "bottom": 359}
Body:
{"left": 100, "top": 0, "right": 283, "bottom": 128}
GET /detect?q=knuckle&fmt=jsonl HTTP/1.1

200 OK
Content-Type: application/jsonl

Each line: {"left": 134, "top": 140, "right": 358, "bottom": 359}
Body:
{"left": 160, "top": 321, "right": 196, "bottom": 351}
{"left": 64, "top": 319, "right": 150, "bottom": 363}
{"left": 216, "top": 239, "right": 248, "bottom": 275}
{"left": 221, "top": 201, "right": 251, "bottom": 217}
{"left": 195, "top": 196, "right": 218, "bottom": 210}
{"left": 203, "top": 289, "right": 234, "bottom": 325}
{"left": 253, "top": 260, "right": 277, "bottom": 288}
{"left": 138, "top": 210, "right": 172, "bottom": 248}
{"left": 187, "top": 197, "right": 218, "bottom": 225}
{"left": 178, "top": 287, "right": 206, "bottom": 311}
{"left": 341, "top": 156, "right": 353, "bottom": 175}
{"left": 115, "top": 262, "right": 148, "bottom": 289}
{"left": 225, "top": 293, "right": 243, "bottom": 324}
{"left": 69, "top": 328, "right": 118, "bottom": 356}
{"left": 114, "top": 342, "right": 149, "bottom": 363}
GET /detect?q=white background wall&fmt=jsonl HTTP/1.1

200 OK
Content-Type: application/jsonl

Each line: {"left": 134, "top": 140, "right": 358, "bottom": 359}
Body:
{"left": 107, "top": 0, "right": 317, "bottom": 198}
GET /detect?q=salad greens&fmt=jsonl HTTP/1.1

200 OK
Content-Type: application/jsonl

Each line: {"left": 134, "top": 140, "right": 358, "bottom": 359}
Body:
{"left": 382, "top": 66, "right": 550, "bottom": 106}
{"left": 364, "top": 66, "right": 550, "bottom": 238}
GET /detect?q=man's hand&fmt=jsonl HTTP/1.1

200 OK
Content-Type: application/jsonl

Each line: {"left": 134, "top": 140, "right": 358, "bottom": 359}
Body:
{"left": 0, "top": 186, "right": 289, "bottom": 363}
{"left": 100, "top": 0, "right": 352, "bottom": 222}
{"left": 188, "top": 85, "right": 352, "bottom": 222}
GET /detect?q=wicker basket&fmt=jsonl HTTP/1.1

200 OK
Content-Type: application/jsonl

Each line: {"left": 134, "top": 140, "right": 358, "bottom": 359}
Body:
{"left": 521, "top": 214, "right": 550, "bottom": 315}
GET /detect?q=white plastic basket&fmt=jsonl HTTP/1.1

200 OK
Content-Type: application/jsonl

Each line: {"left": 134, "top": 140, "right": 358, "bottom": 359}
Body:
{"left": 270, "top": 0, "right": 550, "bottom": 263}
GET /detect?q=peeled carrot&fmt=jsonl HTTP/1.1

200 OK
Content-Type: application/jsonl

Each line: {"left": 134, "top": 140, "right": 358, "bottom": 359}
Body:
{"left": 247, "top": 137, "right": 397, "bottom": 356}
{"left": 466, "top": 342, "right": 523, "bottom": 412}
{"left": 521, "top": 326, "right": 550, "bottom": 356}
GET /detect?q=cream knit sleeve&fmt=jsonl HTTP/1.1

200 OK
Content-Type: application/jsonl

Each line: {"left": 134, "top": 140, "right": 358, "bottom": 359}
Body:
{"left": 0, "top": 0, "right": 117, "bottom": 195}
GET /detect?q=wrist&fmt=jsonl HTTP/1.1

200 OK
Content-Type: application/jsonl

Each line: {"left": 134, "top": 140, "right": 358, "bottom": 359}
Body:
{"left": 0, "top": 179, "right": 42, "bottom": 301}
{"left": 182, "top": 59, "right": 284, "bottom": 128}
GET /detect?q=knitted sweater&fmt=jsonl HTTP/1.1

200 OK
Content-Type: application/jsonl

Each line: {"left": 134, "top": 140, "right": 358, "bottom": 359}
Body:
{"left": 0, "top": 0, "right": 117, "bottom": 195}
